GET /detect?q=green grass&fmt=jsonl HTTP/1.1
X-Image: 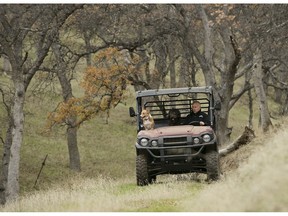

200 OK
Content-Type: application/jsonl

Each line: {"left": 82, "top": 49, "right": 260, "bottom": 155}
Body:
{"left": 0, "top": 73, "right": 287, "bottom": 211}
{"left": 18, "top": 92, "right": 137, "bottom": 193}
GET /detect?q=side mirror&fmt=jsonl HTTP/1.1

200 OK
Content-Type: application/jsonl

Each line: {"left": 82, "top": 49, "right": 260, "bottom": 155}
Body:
{"left": 214, "top": 101, "right": 221, "bottom": 110}
{"left": 129, "top": 107, "right": 136, "bottom": 117}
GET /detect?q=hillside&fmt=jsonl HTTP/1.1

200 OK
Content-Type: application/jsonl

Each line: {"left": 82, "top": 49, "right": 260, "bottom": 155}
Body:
{"left": 1, "top": 4, "right": 288, "bottom": 212}
{"left": 0, "top": 87, "right": 287, "bottom": 211}
{"left": 184, "top": 122, "right": 288, "bottom": 211}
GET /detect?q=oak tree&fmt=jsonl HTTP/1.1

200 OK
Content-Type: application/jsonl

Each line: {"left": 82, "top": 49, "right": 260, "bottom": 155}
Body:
{"left": 0, "top": 4, "right": 82, "bottom": 203}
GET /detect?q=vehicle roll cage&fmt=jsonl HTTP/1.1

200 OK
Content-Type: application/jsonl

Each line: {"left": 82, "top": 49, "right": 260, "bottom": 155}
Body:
{"left": 130, "top": 86, "right": 220, "bottom": 131}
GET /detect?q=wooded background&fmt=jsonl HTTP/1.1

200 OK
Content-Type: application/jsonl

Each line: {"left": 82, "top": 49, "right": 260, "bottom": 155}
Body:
{"left": 0, "top": 4, "right": 287, "bottom": 204}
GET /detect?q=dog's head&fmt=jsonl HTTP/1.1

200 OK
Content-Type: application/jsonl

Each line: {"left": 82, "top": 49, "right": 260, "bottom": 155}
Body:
{"left": 140, "top": 109, "right": 151, "bottom": 120}
{"left": 168, "top": 108, "right": 181, "bottom": 125}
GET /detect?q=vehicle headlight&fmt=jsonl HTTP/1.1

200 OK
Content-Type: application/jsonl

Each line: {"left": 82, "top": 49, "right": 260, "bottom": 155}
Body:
{"left": 203, "top": 134, "right": 211, "bottom": 142}
{"left": 151, "top": 140, "right": 158, "bottom": 147}
{"left": 140, "top": 138, "right": 149, "bottom": 146}
{"left": 193, "top": 137, "right": 200, "bottom": 144}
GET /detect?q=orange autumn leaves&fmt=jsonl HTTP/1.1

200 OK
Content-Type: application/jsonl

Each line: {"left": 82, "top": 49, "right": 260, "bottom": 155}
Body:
{"left": 47, "top": 48, "right": 135, "bottom": 129}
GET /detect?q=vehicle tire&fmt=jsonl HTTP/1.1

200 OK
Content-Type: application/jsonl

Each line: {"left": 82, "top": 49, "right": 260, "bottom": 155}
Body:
{"left": 136, "top": 154, "right": 149, "bottom": 186}
{"left": 205, "top": 148, "right": 220, "bottom": 181}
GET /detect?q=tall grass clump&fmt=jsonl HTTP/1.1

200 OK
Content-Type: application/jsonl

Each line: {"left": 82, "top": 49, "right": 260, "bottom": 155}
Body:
{"left": 180, "top": 121, "right": 288, "bottom": 212}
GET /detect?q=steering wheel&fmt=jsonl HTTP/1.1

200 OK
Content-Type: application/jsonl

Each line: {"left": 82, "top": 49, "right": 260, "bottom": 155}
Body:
{"left": 188, "top": 121, "right": 201, "bottom": 126}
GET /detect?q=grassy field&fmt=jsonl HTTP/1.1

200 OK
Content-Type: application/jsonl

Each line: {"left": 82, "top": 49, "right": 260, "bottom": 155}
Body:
{"left": 1, "top": 120, "right": 288, "bottom": 212}
{"left": 18, "top": 85, "right": 138, "bottom": 193}
{"left": 0, "top": 77, "right": 287, "bottom": 211}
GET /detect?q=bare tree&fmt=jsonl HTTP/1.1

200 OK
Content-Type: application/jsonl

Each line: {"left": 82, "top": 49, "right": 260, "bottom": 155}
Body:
{"left": 0, "top": 4, "right": 82, "bottom": 204}
{"left": 171, "top": 5, "right": 243, "bottom": 145}
{"left": 236, "top": 4, "right": 288, "bottom": 131}
{"left": 252, "top": 47, "right": 272, "bottom": 132}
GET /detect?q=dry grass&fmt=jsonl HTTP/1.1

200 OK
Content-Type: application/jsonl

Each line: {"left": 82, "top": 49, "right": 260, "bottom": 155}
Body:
{"left": 1, "top": 121, "right": 288, "bottom": 212}
{"left": 180, "top": 124, "right": 288, "bottom": 212}
{"left": 1, "top": 175, "right": 203, "bottom": 212}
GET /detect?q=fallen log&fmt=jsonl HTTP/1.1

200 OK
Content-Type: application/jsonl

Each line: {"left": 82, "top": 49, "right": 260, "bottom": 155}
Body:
{"left": 219, "top": 126, "right": 256, "bottom": 157}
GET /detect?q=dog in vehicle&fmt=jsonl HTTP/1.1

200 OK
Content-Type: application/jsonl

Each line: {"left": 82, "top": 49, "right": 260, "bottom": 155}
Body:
{"left": 168, "top": 108, "right": 181, "bottom": 126}
{"left": 140, "top": 109, "right": 155, "bottom": 130}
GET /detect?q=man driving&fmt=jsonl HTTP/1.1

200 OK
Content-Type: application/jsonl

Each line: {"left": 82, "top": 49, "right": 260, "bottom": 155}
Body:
{"left": 184, "top": 100, "right": 210, "bottom": 126}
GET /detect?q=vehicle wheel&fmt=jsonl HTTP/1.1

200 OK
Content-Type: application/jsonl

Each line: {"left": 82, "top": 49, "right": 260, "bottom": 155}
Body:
{"left": 205, "top": 148, "right": 220, "bottom": 181}
{"left": 136, "top": 154, "right": 149, "bottom": 186}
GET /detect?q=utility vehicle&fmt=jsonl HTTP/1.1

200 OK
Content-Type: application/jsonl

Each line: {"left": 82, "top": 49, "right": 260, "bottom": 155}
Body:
{"left": 129, "top": 86, "right": 221, "bottom": 185}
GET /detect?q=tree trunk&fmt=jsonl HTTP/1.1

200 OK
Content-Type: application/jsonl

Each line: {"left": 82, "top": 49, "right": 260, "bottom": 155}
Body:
{"left": 178, "top": 57, "right": 189, "bottom": 87}
{"left": 83, "top": 31, "right": 92, "bottom": 67}
{"left": 197, "top": 5, "right": 215, "bottom": 86}
{"left": 6, "top": 82, "right": 25, "bottom": 202}
{"left": 58, "top": 78, "right": 81, "bottom": 172}
{"left": 0, "top": 120, "right": 13, "bottom": 204}
{"left": 169, "top": 60, "right": 176, "bottom": 88}
{"left": 252, "top": 48, "right": 272, "bottom": 132}
{"left": 245, "top": 72, "right": 253, "bottom": 128}
{"left": 282, "top": 90, "right": 288, "bottom": 115}
{"left": 67, "top": 117, "right": 81, "bottom": 171}
{"left": 168, "top": 37, "right": 176, "bottom": 88}
{"left": 248, "top": 88, "right": 253, "bottom": 128}
{"left": 152, "top": 41, "right": 167, "bottom": 89}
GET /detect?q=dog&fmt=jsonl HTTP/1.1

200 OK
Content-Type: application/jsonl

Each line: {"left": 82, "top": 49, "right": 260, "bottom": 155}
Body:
{"left": 140, "top": 109, "right": 155, "bottom": 130}
{"left": 168, "top": 108, "right": 181, "bottom": 126}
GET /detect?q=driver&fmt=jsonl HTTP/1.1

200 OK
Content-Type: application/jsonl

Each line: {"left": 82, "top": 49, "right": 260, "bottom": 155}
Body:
{"left": 184, "top": 100, "right": 210, "bottom": 126}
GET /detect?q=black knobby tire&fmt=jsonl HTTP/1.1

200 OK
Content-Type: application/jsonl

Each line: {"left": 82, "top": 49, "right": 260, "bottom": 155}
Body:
{"left": 206, "top": 149, "right": 220, "bottom": 181}
{"left": 136, "top": 154, "right": 149, "bottom": 186}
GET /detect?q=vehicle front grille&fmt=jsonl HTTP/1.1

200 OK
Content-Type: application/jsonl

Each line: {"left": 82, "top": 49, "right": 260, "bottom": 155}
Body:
{"left": 163, "top": 137, "right": 188, "bottom": 146}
